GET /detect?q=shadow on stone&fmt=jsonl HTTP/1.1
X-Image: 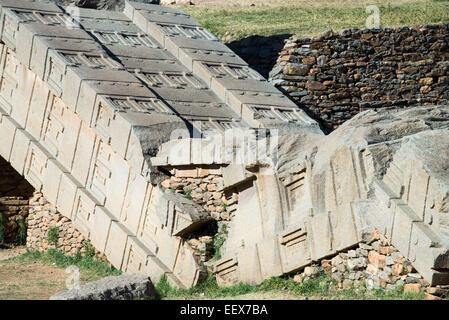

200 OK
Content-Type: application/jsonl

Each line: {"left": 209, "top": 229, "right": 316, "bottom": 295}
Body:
{"left": 226, "top": 34, "right": 292, "bottom": 79}
{"left": 52, "top": 0, "right": 160, "bottom": 10}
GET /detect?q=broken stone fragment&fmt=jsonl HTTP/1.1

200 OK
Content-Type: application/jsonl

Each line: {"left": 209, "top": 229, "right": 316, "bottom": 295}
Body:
{"left": 50, "top": 275, "right": 157, "bottom": 300}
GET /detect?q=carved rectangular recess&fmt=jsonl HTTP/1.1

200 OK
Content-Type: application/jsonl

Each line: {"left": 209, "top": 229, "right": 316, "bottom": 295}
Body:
{"left": 282, "top": 167, "right": 307, "bottom": 211}
{"left": 104, "top": 96, "right": 173, "bottom": 114}
{"left": 58, "top": 51, "right": 122, "bottom": 69}
{"left": 247, "top": 105, "right": 306, "bottom": 122}
{"left": 137, "top": 71, "right": 206, "bottom": 89}
{"left": 204, "top": 63, "right": 263, "bottom": 80}
{"left": 92, "top": 30, "right": 159, "bottom": 48}
{"left": 157, "top": 23, "right": 216, "bottom": 41}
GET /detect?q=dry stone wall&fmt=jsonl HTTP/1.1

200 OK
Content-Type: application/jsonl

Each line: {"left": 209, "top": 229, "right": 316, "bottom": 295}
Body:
{"left": 0, "top": 0, "right": 318, "bottom": 289}
{"left": 26, "top": 191, "right": 96, "bottom": 256}
{"left": 205, "top": 106, "right": 449, "bottom": 288}
{"left": 0, "top": 156, "right": 34, "bottom": 244}
{"left": 307, "top": 230, "right": 427, "bottom": 291}
{"left": 2, "top": 0, "right": 449, "bottom": 292}
{"left": 160, "top": 165, "right": 233, "bottom": 221}
{"left": 0, "top": 196, "right": 30, "bottom": 243}
{"left": 269, "top": 24, "right": 449, "bottom": 131}
{"left": 294, "top": 229, "right": 449, "bottom": 299}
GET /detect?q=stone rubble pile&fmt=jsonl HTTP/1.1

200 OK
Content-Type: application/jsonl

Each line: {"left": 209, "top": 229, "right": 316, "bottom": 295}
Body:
{"left": 293, "top": 229, "right": 449, "bottom": 299}
{"left": 160, "top": 166, "right": 230, "bottom": 221}
{"left": 187, "top": 235, "right": 214, "bottom": 263}
{"left": 269, "top": 24, "right": 449, "bottom": 131}
{"left": 324, "top": 230, "right": 424, "bottom": 291}
{"left": 26, "top": 192, "right": 101, "bottom": 257}
{"left": 0, "top": 156, "right": 34, "bottom": 244}
{"left": 0, "top": 197, "right": 29, "bottom": 243}
{"left": 1, "top": 0, "right": 449, "bottom": 292}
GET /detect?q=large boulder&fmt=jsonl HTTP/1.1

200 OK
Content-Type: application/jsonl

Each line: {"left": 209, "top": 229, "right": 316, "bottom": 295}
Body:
{"left": 50, "top": 275, "right": 157, "bottom": 300}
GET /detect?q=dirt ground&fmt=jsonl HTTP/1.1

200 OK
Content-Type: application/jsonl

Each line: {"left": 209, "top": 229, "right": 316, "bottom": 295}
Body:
{"left": 0, "top": 246, "right": 27, "bottom": 261}
{"left": 0, "top": 257, "right": 68, "bottom": 300}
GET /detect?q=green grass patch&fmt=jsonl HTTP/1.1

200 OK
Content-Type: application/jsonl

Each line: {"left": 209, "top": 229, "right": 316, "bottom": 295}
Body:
{"left": 81, "top": 240, "right": 96, "bottom": 258}
{"left": 183, "top": 188, "right": 193, "bottom": 200}
{"left": 183, "top": 1, "right": 449, "bottom": 40}
{"left": 155, "top": 274, "right": 258, "bottom": 299}
{"left": 5, "top": 249, "right": 121, "bottom": 282}
{"left": 153, "top": 271, "right": 426, "bottom": 300}
{"left": 212, "top": 223, "right": 228, "bottom": 261}
{"left": 3, "top": 248, "right": 426, "bottom": 300}
{"left": 258, "top": 274, "right": 427, "bottom": 300}
{"left": 46, "top": 226, "right": 59, "bottom": 245}
{"left": 15, "top": 218, "right": 26, "bottom": 245}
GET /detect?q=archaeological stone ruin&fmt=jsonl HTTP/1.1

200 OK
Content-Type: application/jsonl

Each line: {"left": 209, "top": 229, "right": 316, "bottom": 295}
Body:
{"left": 269, "top": 24, "right": 449, "bottom": 131}
{"left": 0, "top": 0, "right": 448, "bottom": 291}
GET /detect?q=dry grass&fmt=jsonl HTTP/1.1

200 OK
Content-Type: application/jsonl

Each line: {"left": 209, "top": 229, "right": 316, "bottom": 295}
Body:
{"left": 179, "top": 0, "right": 449, "bottom": 40}
{"left": 190, "top": 0, "right": 436, "bottom": 8}
{"left": 0, "top": 248, "right": 120, "bottom": 300}
{"left": 0, "top": 261, "right": 69, "bottom": 300}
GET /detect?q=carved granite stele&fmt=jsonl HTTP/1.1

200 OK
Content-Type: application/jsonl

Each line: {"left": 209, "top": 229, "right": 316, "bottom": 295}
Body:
{"left": 0, "top": 0, "right": 448, "bottom": 288}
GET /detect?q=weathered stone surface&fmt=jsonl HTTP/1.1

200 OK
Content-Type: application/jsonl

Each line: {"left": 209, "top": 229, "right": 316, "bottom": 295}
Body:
{"left": 50, "top": 275, "right": 156, "bottom": 300}
{"left": 269, "top": 24, "right": 449, "bottom": 132}
{"left": 2, "top": 0, "right": 315, "bottom": 288}
{"left": 211, "top": 106, "right": 449, "bottom": 286}
{"left": 2, "top": 0, "right": 449, "bottom": 293}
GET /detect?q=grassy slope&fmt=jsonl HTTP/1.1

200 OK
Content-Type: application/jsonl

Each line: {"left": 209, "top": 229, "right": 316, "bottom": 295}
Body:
{"left": 182, "top": 0, "right": 449, "bottom": 40}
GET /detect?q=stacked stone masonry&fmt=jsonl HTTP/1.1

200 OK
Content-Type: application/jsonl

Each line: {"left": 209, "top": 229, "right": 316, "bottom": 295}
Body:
{"left": 294, "top": 229, "right": 449, "bottom": 299}
{"left": 0, "top": 156, "right": 34, "bottom": 243}
{"left": 0, "top": 0, "right": 448, "bottom": 292}
{"left": 160, "top": 165, "right": 236, "bottom": 221}
{"left": 0, "top": 0, "right": 318, "bottom": 289}
{"left": 269, "top": 24, "right": 449, "bottom": 131}
{"left": 26, "top": 191, "right": 98, "bottom": 257}
{"left": 205, "top": 107, "right": 449, "bottom": 287}
{"left": 0, "top": 196, "right": 30, "bottom": 243}
{"left": 301, "top": 229, "right": 429, "bottom": 292}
